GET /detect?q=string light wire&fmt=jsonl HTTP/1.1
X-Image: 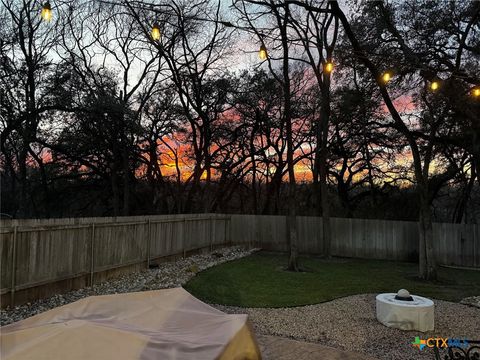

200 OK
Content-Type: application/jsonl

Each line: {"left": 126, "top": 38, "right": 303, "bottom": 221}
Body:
{"left": 38, "top": 0, "right": 479, "bottom": 94}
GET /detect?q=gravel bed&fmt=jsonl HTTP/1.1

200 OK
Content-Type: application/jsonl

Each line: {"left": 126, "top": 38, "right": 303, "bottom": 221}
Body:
{"left": 214, "top": 294, "right": 480, "bottom": 360}
{"left": 460, "top": 296, "right": 480, "bottom": 308}
{"left": 2, "top": 251, "right": 478, "bottom": 360}
{"left": 0, "top": 246, "right": 257, "bottom": 326}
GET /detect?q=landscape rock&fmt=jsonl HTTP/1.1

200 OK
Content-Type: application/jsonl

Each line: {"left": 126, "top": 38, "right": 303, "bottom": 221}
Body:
{"left": 460, "top": 295, "right": 480, "bottom": 308}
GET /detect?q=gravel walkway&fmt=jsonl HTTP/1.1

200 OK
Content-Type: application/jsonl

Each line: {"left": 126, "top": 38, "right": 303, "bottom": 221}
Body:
{"left": 0, "top": 246, "right": 257, "bottom": 326}
{"left": 214, "top": 295, "right": 480, "bottom": 360}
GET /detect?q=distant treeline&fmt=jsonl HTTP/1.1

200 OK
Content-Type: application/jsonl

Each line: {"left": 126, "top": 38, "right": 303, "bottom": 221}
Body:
{"left": 1, "top": 170, "right": 478, "bottom": 223}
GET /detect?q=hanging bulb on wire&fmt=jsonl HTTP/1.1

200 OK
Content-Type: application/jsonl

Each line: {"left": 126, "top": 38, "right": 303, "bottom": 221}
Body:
{"left": 472, "top": 87, "right": 480, "bottom": 98}
{"left": 259, "top": 44, "right": 267, "bottom": 60}
{"left": 382, "top": 71, "right": 392, "bottom": 83}
{"left": 151, "top": 23, "right": 161, "bottom": 41}
{"left": 41, "top": 2, "right": 52, "bottom": 22}
{"left": 430, "top": 80, "right": 440, "bottom": 91}
{"left": 324, "top": 61, "right": 334, "bottom": 73}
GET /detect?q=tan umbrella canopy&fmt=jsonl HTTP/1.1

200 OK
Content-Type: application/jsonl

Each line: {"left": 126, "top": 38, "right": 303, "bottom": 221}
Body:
{"left": 1, "top": 288, "right": 261, "bottom": 360}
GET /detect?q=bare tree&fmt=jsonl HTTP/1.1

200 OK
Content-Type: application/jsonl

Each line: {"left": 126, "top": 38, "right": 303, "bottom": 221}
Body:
{"left": 234, "top": 0, "right": 304, "bottom": 270}
{"left": 127, "top": 0, "right": 235, "bottom": 213}
{"left": 53, "top": 0, "right": 165, "bottom": 215}
{"left": 328, "top": 0, "right": 480, "bottom": 279}
{"left": 0, "top": 0, "right": 67, "bottom": 217}
{"left": 287, "top": 0, "right": 338, "bottom": 256}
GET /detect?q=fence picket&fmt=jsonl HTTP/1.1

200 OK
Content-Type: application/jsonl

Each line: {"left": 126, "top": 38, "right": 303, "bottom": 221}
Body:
{"left": 0, "top": 214, "right": 477, "bottom": 308}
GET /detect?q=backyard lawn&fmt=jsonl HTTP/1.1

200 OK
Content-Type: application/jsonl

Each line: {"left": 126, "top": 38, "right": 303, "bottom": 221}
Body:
{"left": 184, "top": 251, "right": 480, "bottom": 307}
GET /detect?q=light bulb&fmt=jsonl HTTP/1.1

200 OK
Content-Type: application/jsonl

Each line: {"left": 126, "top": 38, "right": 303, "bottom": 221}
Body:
{"left": 382, "top": 72, "right": 392, "bottom": 83}
{"left": 151, "top": 24, "right": 161, "bottom": 41}
{"left": 41, "top": 2, "right": 52, "bottom": 22}
{"left": 259, "top": 44, "right": 267, "bottom": 60}
{"left": 324, "top": 61, "right": 333, "bottom": 73}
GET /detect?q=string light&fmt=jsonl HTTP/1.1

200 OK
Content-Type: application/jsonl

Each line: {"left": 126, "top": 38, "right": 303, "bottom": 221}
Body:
{"left": 41, "top": 2, "right": 52, "bottom": 22}
{"left": 382, "top": 71, "right": 392, "bottom": 83}
{"left": 151, "top": 23, "right": 161, "bottom": 41}
{"left": 472, "top": 87, "right": 480, "bottom": 98}
{"left": 324, "top": 61, "right": 334, "bottom": 73}
{"left": 25, "top": 1, "right": 480, "bottom": 102}
{"left": 259, "top": 44, "right": 267, "bottom": 60}
{"left": 430, "top": 80, "right": 440, "bottom": 91}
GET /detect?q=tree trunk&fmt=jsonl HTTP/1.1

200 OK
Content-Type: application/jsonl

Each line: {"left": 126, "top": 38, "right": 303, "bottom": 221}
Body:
{"left": 257, "top": 0, "right": 298, "bottom": 268}
{"left": 280, "top": 4, "right": 299, "bottom": 271}
{"left": 203, "top": 123, "right": 212, "bottom": 213}
{"left": 320, "top": 163, "right": 331, "bottom": 257}
{"left": 184, "top": 160, "right": 202, "bottom": 213}
{"left": 28, "top": 148, "right": 50, "bottom": 218}
{"left": 262, "top": 164, "right": 282, "bottom": 215}
{"left": 287, "top": 200, "right": 299, "bottom": 271}
{"left": 319, "top": 78, "right": 332, "bottom": 257}
{"left": 313, "top": 123, "right": 322, "bottom": 216}
{"left": 418, "top": 190, "right": 437, "bottom": 280}
{"left": 338, "top": 182, "right": 352, "bottom": 217}
{"left": 111, "top": 164, "right": 120, "bottom": 216}
{"left": 17, "top": 144, "right": 28, "bottom": 218}
{"left": 250, "top": 120, "right": 258, "bottom": 214}
{"left": 453, "top": 163, "right": 475, "bottom": 223}
{"left": 122, "top": 147, "right": 130, "bottom": 216}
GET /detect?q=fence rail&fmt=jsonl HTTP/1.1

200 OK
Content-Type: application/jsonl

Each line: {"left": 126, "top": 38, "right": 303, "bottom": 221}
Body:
{"left": 0, "top": 214, "right": 233, "bottom": 307}
{"left": 230, "top": 215, "right": 479, "bottom": 268}
{"left": 1, "top": 214, "right": 478, "bottom": 308}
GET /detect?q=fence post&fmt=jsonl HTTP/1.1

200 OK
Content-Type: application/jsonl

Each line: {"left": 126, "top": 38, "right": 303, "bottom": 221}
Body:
{"left": 224, "top": 217, "right": 228, "bottom": 246}
{"left": 252, "top": 215, "right": 258, "bottom": 250}
{"left": 475, "top": 224, "right": 478, "bottom": 268}
{"left": 147, "top": 219, "right": 151, "bottom": 268}
{"left": 210, "top": 215, "right": 214, "bottom": 252}
{"left": 183, "top": 217, "right": 186, "bottom": 258}
{"left": 89, "top": 223, "right": 95, "bottom": 286}
{"left": 10, "top": 226, "right": 17, "bottom": 306}
{"left": 229, "top": 215, "right": 233, "bottom": 246}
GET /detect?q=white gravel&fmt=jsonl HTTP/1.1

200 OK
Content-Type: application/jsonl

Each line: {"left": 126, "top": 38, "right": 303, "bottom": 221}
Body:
{"left": 214, "top": 294, "right": 480, "bottom": 360}
{"left": 461, "top": 296, "right": 480, "bottom": 308}
{"left": 0, "top": 246, "right": 257, "bottom": 326}
{"left": 2, "top": 250, "right": 478, "bottom": 360}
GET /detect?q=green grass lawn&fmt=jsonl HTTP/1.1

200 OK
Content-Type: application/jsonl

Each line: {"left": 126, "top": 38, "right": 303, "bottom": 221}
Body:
{"left": 184, "top": 251, "right": 480, "bottom": 307}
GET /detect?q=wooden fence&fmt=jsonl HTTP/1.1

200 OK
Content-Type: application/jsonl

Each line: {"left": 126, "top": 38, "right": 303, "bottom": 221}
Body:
{"left": 230, "top": 215, "right": 479, "bottom": 267}
{"left": 0, "top": 214, "right": 232, "bottom": 308}
{"left": 1, "top": 214, "right": 478, "bottom": 308}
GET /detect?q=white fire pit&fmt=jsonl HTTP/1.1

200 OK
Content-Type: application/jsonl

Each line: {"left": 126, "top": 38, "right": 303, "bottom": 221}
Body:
{"left": 376, "top": 289, "right": 434, "bottom": 332}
